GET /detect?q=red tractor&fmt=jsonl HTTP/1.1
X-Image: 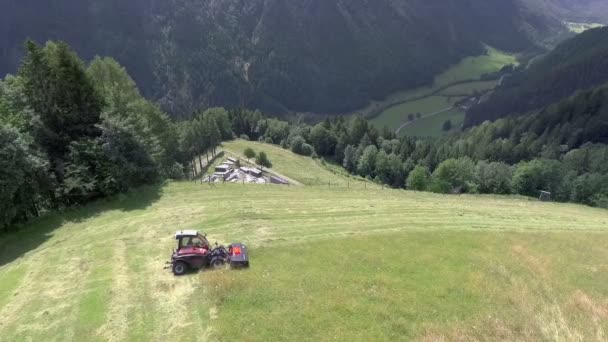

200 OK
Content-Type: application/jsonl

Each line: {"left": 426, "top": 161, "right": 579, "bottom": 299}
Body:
{"left": 170, "top": 230, "right": 249, "bottom": 276}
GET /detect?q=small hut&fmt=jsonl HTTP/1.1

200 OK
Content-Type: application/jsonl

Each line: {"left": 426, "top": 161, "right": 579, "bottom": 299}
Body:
{"left": 539, "top": 191, "right": 552, "bottom": 202}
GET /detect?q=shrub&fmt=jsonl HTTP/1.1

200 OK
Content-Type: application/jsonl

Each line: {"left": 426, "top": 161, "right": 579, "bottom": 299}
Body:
{"left": 406, "top": 165, "right": 430, "bottom": 191}
{"left": 301, "top": 143, "right": 314, "bottom": 156}
{"left": 290, "top": 136, "right": 306, "bottom": 155}
{"left": 511, "top": 159, "right": 563, "bottom": 197}
{"left": 256, "top": 152, "right": 272, "bottom": 168}
{"left": 244, "top": 148, "right": 256, "bottom": 161}
{"left": 165, "top": 162, "right": 185, "bottom": 180}
{"left": 475, "top": 161, "right": 513, "bottom": 194}
{"left": 431, "top": 157, "right": 476, "bottom": 193}
{"left": 442, "top": 120, "right": 452, "bottom": 131}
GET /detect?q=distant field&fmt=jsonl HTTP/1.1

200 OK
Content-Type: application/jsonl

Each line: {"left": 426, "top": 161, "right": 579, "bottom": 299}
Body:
{"left": 438, "top": 80, "right": 498, "bottom": 97}
{"left": 371, "top": 96, "right": 462, "bottom": 131}
{"left": 434, "top": 47, "right": 516, "bottom": 85}
{"left": 365, "top": 47, "right": 516, "bottom": 136}
{"left": 399, "top": 108, "right": 466, "bottom": 137}
{"left": 1, "top": 143, "right": 607, "bottom": 341}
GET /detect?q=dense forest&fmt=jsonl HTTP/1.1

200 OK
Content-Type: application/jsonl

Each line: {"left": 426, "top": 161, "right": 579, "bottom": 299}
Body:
{"left": 0, "top": 0, "right": 567, "bottom": 118}
{"left": 0, "top": 41, "right": 182, "bottom": 230}
{"left": 225, "top": 83, "right": 608, "bottom": 208}
{"left": 466, "top": 26, "right": 608, "bottom": 126}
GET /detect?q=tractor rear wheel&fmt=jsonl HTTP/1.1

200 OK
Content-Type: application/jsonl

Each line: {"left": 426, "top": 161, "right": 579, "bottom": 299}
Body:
{"left": 172, "top": 261, "right": 188, "bottom": 276}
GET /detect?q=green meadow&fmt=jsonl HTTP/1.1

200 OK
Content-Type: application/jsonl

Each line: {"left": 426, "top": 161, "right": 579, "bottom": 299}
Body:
{"left": 1, "top": 142, "right": 607, "bottom": 341}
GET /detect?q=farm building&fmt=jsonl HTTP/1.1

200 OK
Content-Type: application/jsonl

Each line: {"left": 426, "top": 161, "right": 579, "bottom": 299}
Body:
{"left": 203, "top": 158, "right": 288, "bottom": 185}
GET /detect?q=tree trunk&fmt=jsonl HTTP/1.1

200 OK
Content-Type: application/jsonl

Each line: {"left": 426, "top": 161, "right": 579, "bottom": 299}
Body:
{"left": 191, "top": 161, "right": 197, "bottom": 179}
{"left": 198, "top": 155, "right": 204, "bottom": 174}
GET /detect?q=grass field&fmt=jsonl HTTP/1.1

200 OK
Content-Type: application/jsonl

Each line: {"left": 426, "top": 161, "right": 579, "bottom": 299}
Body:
{"left": 438, "top": 80, "right": 498, "bottom": 97}
{"left": 398, "top": 109, "right": 466, "bottom": 137}
{"left": 371, "top": 96, "right": 463, "bottom": 132}
{"left": 366, "top": 47, "right": 516, "bottom": 136}
{"left": 1, "top": 142, "right": 607, "bottom": 341}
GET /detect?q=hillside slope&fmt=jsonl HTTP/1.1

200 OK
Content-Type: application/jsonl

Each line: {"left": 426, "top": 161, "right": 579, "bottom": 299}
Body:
{"left": 1, "top": 143, "right": 607, "bottom": 340}
{"left": 466, "top": 26, "right": 608, "bottom": 126}
{"left": 0, "top": 0, "right": 565, "bottom": 117}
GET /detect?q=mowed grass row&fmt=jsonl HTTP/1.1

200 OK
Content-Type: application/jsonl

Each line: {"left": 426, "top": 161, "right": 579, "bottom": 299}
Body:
{"left": 0, "top": 143, "right": 607, "bottom": 341}
{"left": 211, "top": 231, "right": 608, "bottom": 341}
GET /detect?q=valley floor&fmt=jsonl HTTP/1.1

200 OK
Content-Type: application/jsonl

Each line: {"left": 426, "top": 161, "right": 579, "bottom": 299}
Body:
{"left": 364, "top": 47, "right": 516, "bottom": 137}
{"left": 1, "top": 143, "right": 607, "bottom": 341}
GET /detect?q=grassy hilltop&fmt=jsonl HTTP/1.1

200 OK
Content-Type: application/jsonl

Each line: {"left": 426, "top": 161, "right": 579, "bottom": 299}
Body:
{"left": 1, "top": 142, "right": 607, "bottom": 341}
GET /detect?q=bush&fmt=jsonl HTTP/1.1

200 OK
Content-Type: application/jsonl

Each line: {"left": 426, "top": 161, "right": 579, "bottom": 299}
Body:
{"left": 442, "top": 120, "right": 452, "bottom": 131}
{"left": 290, "top": 136, "right": 306, "bottom": 155}
{"left": 301, "top": 143, "right": 314, "bottom": 156}
{"left": 164, "top": 162, "right": 185, "bottom": 180}
{"left": 475, "top": 161, "right": 513, "bottom": 194}
{"left": 239, "top": 134, "right": 250, "bottom": 141}
{"left": 244, "top": 147, "right": 256, "bottom": 161}
{"left": 256, "top": 152, "right": 272, "bottom": 168}
{"left": 511, "top": 159, "right": 563, "bottom": 197}
{"left": 406, "top": 165, "right": 430, "bottom": 191}
{"left": 431, "top": 157, "right": 476, "bottom": 193}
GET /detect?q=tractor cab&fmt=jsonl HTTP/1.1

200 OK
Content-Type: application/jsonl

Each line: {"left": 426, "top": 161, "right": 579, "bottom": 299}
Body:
{"left": 175, "top": 230, "right": 210, "bottom": 256}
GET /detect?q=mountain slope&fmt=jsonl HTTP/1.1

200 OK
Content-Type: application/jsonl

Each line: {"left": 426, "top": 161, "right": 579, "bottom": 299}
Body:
{"left": 549, "top": 0, "right": 608, "bottom": 23}
{"left": 465, "top": 26, "right": 608, "bottom": 127}
{"left": 0, "top": 0, "right": 565, "bottom": 117}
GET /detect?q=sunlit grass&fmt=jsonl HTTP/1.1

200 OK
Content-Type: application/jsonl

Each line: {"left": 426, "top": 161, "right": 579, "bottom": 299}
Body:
{"left": 0, "top": 143, "right": 607, "bottom": 341}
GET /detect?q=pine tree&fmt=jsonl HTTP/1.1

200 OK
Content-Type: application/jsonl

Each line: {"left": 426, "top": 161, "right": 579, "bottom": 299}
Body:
{"left": 20, "top": 40, "right": 104, "bottom": 181}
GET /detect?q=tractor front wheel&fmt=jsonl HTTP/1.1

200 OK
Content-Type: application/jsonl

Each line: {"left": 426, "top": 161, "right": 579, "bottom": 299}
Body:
{"left": 172, "top": 261, "right": 188, "bottom": 276}
{"left": 210, "top": 258, "right": 225, "bottom": 269}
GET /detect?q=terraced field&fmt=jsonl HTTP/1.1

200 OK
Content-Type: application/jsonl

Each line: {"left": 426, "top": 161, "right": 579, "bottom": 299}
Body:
{"left": 1, "top": 142, "right": 607, "bottom": 341}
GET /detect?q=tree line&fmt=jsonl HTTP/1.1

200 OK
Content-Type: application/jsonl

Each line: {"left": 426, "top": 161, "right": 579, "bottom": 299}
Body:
{"left": 3, "top": 39, "right": 608, "bottom": 231}
{"left": 212, "top": 84, "right": 608, "bottom": 209}
{"left": 0, "top": 41, "right": 184, "bottom": 231}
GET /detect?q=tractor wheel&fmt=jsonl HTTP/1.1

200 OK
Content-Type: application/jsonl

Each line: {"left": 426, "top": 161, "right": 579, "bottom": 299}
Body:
{"left": 172, "top": 261, "right": 188, "bottom": 276}
{"left": 210, "top": 258, "right": 225, "bottom": 269}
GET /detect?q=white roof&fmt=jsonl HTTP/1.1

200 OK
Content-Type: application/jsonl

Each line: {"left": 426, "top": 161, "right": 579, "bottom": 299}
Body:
{"left": 175, "top": 230, "right": 199, "bottom": 239}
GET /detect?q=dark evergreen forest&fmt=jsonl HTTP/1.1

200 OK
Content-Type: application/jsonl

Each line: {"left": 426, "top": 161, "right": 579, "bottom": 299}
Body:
{"left": 0, "top": 0, "right": 566, "bottom": 117}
